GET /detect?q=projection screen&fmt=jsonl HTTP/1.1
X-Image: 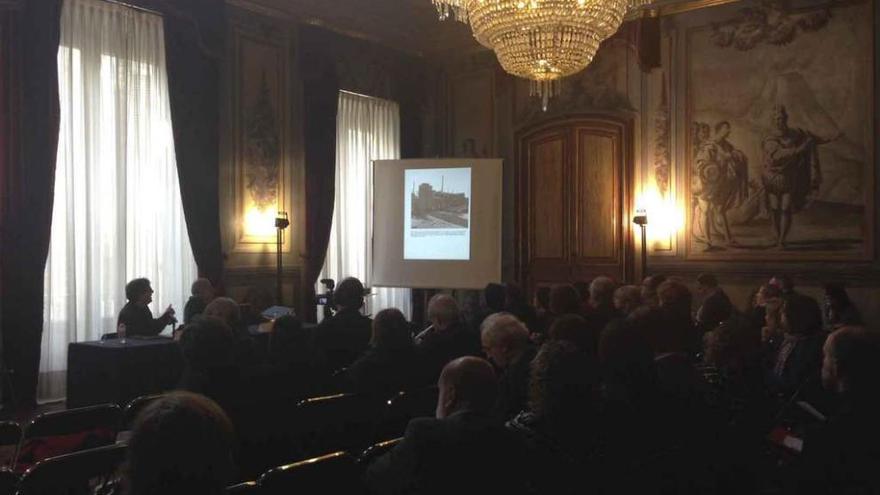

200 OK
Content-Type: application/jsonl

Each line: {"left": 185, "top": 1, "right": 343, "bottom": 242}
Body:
{"left": 372, "top": 159, "right": 502, "bottom": 289}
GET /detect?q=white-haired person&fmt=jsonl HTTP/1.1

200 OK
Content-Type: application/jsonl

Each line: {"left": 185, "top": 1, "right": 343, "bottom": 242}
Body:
{"left": 480, "top": 313, "right": 536, "bottom": 421}
{"left": 416, "top": 294, "right": 479, "bottom": 381}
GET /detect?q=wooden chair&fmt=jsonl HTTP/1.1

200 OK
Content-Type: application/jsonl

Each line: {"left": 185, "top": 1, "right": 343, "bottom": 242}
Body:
{"left": 15, "top": 404, "right": 122, "bottom": 473}
{"left": 226, "top": 480, "right": 259, "bottom": 494}
{"left": 358, "top": 437, "right": 402, "bottom": 468}
{"left": 294, "top": 393, "right": 385, "bottom": 457}
{"left": 257, "top": 451, "right": 363, "bottom": 495}
{"left": 16, "top": 443, "right": 126, "bottom": 495}
{"left": 375, "top": 386, "right": 438, "bottom": 441}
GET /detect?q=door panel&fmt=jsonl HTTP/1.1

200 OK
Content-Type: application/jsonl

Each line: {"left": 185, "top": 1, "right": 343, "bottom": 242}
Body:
{"left": 575, "top": 132, "right": 617, "bottom": 260}
{"left": 516, "top": 116, "right": 632, "bottom": 292}
{"left": 531, "top": 137, "right": 565, "bottom": 259}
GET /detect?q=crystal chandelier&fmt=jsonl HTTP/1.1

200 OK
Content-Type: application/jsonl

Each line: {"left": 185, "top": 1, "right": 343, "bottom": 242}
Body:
{"left": 433, "top": 0, "right": 646, "bottom": 110}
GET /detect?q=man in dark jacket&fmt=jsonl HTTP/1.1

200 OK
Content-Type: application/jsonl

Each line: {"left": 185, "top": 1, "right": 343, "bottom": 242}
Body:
{"left": 795, "top": 327, "right": 880, "bottom": 494}
{"left": 365, "top": 356, "right": 527, "bottom": 495}
{"left": 117, "top": 278, "right": 176, "bottom": 337}
{"left": 695, "top": 273, "right": 733, "bottom": 332}
{"left": 314, "top": 277, "right": 372, "bottom": 371}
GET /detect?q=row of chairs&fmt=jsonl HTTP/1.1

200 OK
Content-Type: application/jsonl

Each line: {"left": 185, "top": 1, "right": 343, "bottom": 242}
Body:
{"left": 4, "top": 436, "right": 402, "bottom": 495}
{"left": 230, "top": 438, "right": 402, "bottom": 495}
{"left": 0, "top": 384, "right": 437, "bottom": 493}
{"left": 0, "top": 393, "right": 162, "bottom": 474}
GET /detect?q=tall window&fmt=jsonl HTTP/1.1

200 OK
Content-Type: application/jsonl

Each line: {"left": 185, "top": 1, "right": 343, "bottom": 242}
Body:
{"left": 41, "top": 0, "right": 197, "bottom": 400}
{"left": 321, "top": 91, "right": 411, "bottom": 319}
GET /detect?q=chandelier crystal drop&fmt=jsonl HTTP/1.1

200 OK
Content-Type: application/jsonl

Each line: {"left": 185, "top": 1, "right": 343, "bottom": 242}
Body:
{"left": 432, "top": 0, "right": 470, "bottom": 22}
{"left": 433, "top": 0, "right": 644, "bottom": 109}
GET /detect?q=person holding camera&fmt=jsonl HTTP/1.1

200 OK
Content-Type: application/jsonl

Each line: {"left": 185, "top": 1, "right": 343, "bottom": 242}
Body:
{"left": 117, "top": 278, "right": 176, "bottom": 337}
{"left": 315, "top": 277, "right": 372, "bottom": 371}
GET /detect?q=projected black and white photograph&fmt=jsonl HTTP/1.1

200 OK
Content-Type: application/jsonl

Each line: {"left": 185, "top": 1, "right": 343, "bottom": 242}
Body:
{"left": 404, "top": 167, "right": 472, "bottom": 260}
{"left": 410, "top": 175, "right": 470, "bottom": 229}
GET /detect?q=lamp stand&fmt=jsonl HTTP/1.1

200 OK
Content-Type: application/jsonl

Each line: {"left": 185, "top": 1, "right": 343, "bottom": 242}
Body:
{"left": 639, "top": 223, "right": 648, "bottom": 279}
{"left": 275, "top": 212, "right": 290, "bottom": 305}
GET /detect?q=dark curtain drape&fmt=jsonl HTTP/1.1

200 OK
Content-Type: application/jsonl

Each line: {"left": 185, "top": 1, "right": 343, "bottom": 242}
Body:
{"left": 300, "top": 27, "right": 340, "bottom": 323}
{"left": 0, "top": 0, "right": 62, "bottom": 408}
{"left": 161, "top": 0, "right": 226, "bottom": 290}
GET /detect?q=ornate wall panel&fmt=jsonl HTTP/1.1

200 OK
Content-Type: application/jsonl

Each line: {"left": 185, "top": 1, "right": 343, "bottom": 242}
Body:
{"left": 684, "top": 0, "right": 874, "bottom": 261}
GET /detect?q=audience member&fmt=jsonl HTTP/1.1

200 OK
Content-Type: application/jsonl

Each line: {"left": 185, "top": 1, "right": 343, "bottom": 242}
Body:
{"left": 766, "top": 293, "right": 825, "bottom": 397}
{"left": 184, "top": 278, "right": 215, "bottom": 324}
{"left": 758, "top": 283, "right": 784, "bottom": 343}
{"left": 417, "top": 294, "right": 478, "bottom": 380}
{"left": 480, "top": 313, "right": 536, "bottom": 420}
{"left": 533, "top": 286, "right": 552, "bottom": 335}
{"left": 204, "top": 297, "right": 258, "bottom": 367}
{"left": 176, "top": 316, "right": 238, "bottom": 405}
{"left": 117, "top": 278, "right": 176, "bottom": 337}
{"left": 504, "top": 283, "right": 539, "bottom": 334}
{"left": 314, "top": 277, "right": 373, "bottom": 371}
{"left": 613, "top": 284, "right": 642, "bottom": 317}
{"left": 264, "top": 315, "right": 329, "bottom": 398}
{"left": 346, "top": 308, "right": 422, "bottom": 394}
{"left": 822, "top": 283, "right": 862, "bottom": 330}
{"left": 657, "top": 278, "right": 701, "bottom": 354}
{"left": 549, "top": 284, "right": 581, "bottom": 316}
{"left": 796, "top": 327, "right": 880, "bottom": 494}
{"left": 507, "top": 341, "right": 600, "bottom": 494}
{"left": 584, "top": 276, "right": 619, "bottom": 337}
{"left": 124, "top": 391, "right": 235, "bottom": 495}
{"left": 572, "top": 280, "right": 592, "bottom": 313}
{"left": 472, "top": 283, "right": 505, "bottom": 331}
{"left": 695, "top": 273, "right": 733, "bottom": 332}
{"left": 365, "top": 357, "right": 527, "bottom": 495}
{"left": 768, "top": 274, "right": 797, "bottom": 298}
{"left": 640, "top": 274, "right": 667, "bottom": 308}
{"left": 547, "top": 313, "right": 596, "bottom": 356}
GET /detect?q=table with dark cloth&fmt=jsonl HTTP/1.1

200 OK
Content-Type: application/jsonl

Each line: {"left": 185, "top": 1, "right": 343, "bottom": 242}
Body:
{"left": 66, "top": 338, "right": 184, "bottom": 408}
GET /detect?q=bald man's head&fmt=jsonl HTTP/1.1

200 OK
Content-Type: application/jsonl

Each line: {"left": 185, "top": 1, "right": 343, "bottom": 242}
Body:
{"left": 436, "top": 357, "right": 497, "bottom": 419}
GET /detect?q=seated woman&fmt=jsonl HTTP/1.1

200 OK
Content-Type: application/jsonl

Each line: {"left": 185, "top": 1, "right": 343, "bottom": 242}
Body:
{"left": 766, "top": 294, "right": 826, "bottom": 399}
{"left": 117, "top": 278, "right": 175, "bottom": 337}
{"left": 344, "top": 308, "right": 422, "bottom": 395}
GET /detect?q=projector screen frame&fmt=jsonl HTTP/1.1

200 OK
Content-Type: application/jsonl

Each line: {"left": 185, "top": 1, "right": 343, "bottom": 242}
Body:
{"left": 371, "top": 158, "right": 503, "bottom": 290}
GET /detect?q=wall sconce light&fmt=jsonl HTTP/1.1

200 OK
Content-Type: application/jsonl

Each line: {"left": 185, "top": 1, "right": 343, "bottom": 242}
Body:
{"left": 633, "top": 208, "right": 648, "bottom": 279}
{"left": 275, "top": 211, "right": 289, "bottom": 304}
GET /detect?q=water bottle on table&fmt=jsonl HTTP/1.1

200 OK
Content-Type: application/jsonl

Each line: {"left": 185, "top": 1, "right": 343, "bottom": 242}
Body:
{"left": 117, "top": 323, "right": 127, "bottom": 344}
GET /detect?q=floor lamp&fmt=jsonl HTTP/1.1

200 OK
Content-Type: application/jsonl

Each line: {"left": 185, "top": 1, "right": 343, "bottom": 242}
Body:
{"left": 633, "top": 209, "right": 648, "bottom": 280}
{"left": 275, "top": 211, "right": 290, "bottom": 305}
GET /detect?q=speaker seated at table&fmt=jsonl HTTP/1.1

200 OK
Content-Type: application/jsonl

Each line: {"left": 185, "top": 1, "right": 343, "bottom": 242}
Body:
{"left": 117, "top": 278, "right": 176, "bottom": 337}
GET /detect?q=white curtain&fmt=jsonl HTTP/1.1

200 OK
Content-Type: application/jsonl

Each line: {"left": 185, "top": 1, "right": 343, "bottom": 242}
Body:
{"left": 320, "top": 91, "right": 411, "bottom": 319}
{"left": 41, "top": 0, "right": 197, "bottom": 401}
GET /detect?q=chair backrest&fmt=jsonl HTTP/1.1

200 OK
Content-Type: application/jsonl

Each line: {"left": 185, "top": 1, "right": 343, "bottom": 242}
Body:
{"left": 226, "top": 480, "right": 259, "bottom": 494}
{"left": 16, "top": 404, "right": 122, "bottom": 473}
{"left": 376, "top": 386, "right": 438, "bottom": 440}
{"left": 116, "top": 394, "right": 165, "bottom": 444}
{"left": 0, "top": 422, "right": 22, "bottom": 469}
{"left": 358, "top": 437, "right": 402, "bottom": 467}
{"left": 122, "top": 394, "right": 164, "bottom": 430}
{"left": 16, "top": 443, "right": 126, "bottom": 495}
{"left": 294, "top": 393, "right": 385, "bottom": 456}
{"left": 257, "top": 451, "right": 363, "bottom": 495}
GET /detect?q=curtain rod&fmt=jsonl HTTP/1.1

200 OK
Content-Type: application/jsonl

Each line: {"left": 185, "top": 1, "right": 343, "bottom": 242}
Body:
{"left": 340, "top": 89, "right": 393, "bottom": 103}
{"left": 100, "top": 0, "right": 162, "bottom": 17}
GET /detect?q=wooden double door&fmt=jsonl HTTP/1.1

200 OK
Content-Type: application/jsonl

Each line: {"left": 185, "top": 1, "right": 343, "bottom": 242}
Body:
{"left": 515, "top": 116, "right": 634, "bottom": 292}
